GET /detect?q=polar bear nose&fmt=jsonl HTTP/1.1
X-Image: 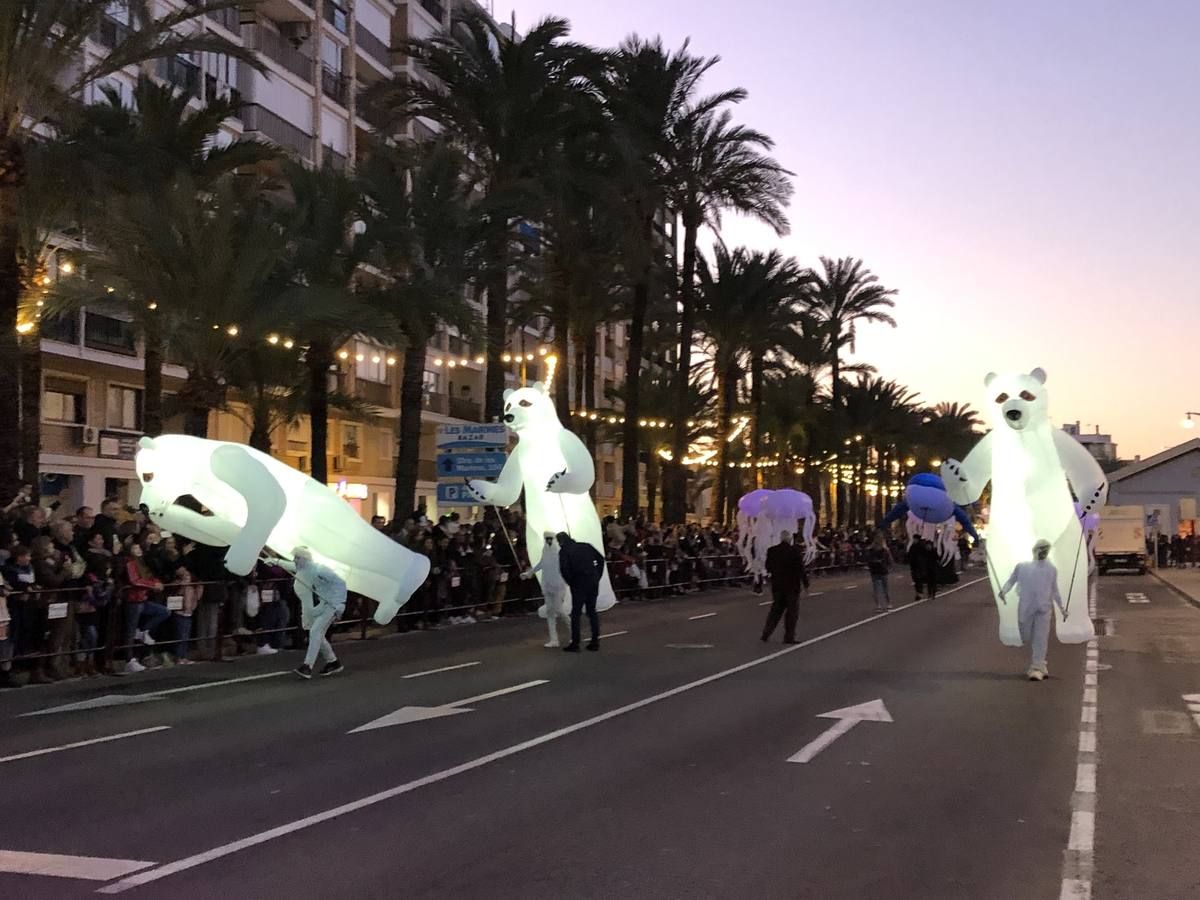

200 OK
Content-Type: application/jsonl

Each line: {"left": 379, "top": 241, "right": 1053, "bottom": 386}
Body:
{"left": 1005, "top": 409, "right": 1022, "bottom": 422}
{"left": 503, "top": 413, "right": 515, "bottom": 423}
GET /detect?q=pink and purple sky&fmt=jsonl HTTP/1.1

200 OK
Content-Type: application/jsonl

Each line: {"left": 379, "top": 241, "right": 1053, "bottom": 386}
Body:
{"left": 502, "top": 0, "right": 1200, "bottom": 459}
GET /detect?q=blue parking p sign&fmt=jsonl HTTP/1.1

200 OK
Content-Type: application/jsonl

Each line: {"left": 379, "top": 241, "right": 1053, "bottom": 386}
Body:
{"left": 437, "top": 482, "right": 479, "bottom": 507}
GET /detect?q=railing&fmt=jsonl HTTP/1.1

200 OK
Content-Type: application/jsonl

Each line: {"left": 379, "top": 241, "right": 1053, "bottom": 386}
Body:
{"left": 249, "top": 25, "right": 314, "bottom": 82}
{"left": 321, "top": 66, "right": 348, "bottom": 106}
{"left": 240, "top": 103, "right": 313, "bottom": 161}
{"left": 323, "top": 0, "right": 349, "bottom": 34}
{"left": 356, "top": 25, "right": 391, "bottom": 68}
{"left": 324, "top": 146, "right": 348, "bottom": 170}
{"left": 449, "top": 397, "right": 481, "bottom": 421}
{"left": 188, "top": 1, "right": 241, "bottom": 34}
{"left": 357, "top": 380, "right": 392, "bottom": 407}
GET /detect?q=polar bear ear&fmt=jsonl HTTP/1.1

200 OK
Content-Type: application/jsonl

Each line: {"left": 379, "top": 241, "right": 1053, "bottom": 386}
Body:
{"left": 531, "top": 381, "right": 546, "bottom": 395}
{"left": 1030, "top": 367, "right": 1047, "bottom": 384}
{"left": 502, "top": 389, "right": 514, "bottom": 402}
{"left": 984, "top": 372, "right": 998, "bottom": 387}
{"left": 138, "top": 436, "right": 156, "bottom": 450}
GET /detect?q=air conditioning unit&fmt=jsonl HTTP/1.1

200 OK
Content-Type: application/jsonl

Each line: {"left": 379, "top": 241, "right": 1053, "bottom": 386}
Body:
{"left": 279, "top": 21, "right": 313, "bottom": 49}
{"left": 80, "top": 425, "right": 99, "bottom": 446}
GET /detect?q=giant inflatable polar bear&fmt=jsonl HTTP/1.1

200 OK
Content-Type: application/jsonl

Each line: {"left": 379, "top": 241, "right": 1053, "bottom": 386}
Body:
{"left": 464, "top": 382, "right": 616, "bottom": 612}
{"left": 134, "top": 435, "right": 429, "bottom": 624}
{"left": 940, "top": 369, "right": 1107, "bottom": 645}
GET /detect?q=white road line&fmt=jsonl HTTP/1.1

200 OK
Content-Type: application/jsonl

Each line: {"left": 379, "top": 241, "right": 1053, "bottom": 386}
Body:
{"left": 100, "top": 576, "right": 989, "bottom": 895}
{"left": 446, "top": 681, "right": 547, "bottom": 709}
{"left": 1060, "top": 579, "right": 1102, "bottom": 900}
{"left": 0, "top": 727, "right": 171, "bottom": 765}
{"left": 688, "top": 613, "right": 717, "bottom": 621}
{"left": 0, "top": 851, "right": 155, "bottom": 882}
{"left": 21, "top": 672, "right": 291, "bottom": 717}
{"left": 401, "top": 662, "right": 481, "bottom": 680}
{"left": 598, "top": 631, "right": 628, "bottom": 640}
{"left": 842, "top": 585, "right": 858, "bottom": 590}
{"left": 808, "top": 591, "right": 825, "bottom": 597}
{"left": 757, "top": 600, "right": 772, "bottom": 607}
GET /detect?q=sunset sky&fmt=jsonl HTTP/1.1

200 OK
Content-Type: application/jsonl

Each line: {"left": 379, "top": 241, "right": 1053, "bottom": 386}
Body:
{"left": 502, "top": 0, "right": 1200, "bottom": 459}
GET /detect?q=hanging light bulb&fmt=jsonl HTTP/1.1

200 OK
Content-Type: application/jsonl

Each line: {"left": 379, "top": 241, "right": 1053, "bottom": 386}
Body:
{"left": 226, "top": 325, "right": 239, "bottom": 336}
{"left": 283, "top": 339, "right": 294, "bottom": 349}
{"left": 267, "top": 334, "right": 279, "bottom": 345}
{"left": 355, "top": 353, "right": 365, "bottom": 362}
{"left": 338, "top": 350, "right": 350, "bottom": 360}
{"left": 59, "top": 260, "right": 74, "bottom": 275}
{"left": 386, "top": 356, "right": 396, "bottom": 366}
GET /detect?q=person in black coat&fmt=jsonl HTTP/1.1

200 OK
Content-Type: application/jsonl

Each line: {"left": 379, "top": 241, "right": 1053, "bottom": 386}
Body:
{"left": 761, "top": 530, "right": 809, "bottom": 644}
{"left": 556, "top": 531, "right": 605, "bottom": 652}
{"left": 908, "top": 538, "right": 940, "bottom": 600}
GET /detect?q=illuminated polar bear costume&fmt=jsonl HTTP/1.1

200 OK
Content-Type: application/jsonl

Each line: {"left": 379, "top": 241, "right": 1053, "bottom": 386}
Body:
{"left": 134, "top": 435, "right": 429, "bottom": 624}
{"left": 940, "top": 369, "right": 1106, "bottom": 645}
{"left": 465, "top": 382, "right": 616, "bottom": 612}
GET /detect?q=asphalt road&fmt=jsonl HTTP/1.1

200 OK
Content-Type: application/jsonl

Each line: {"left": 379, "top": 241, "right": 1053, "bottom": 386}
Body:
{"left": 1, "top": 566, "right": 1196, "bottom": 899}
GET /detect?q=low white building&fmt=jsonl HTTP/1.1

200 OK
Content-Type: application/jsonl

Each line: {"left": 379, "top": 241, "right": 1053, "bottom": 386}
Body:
{"left": 1106, "top": 439, "right": 1200, "bottom": 535}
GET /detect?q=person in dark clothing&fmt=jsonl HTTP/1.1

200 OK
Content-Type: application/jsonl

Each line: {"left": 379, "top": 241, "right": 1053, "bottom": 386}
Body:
{"left": 908, "top": 538, "right": 940, "bottom": 600}
{"left": 556, "top": 531, "right": 605, "bottom": 652}
{"left": 761, "top": 530, "right": 809, "bottom": 644}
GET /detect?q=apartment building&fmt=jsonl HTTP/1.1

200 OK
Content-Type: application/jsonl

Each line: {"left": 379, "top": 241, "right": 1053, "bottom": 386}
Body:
{"left": 33, "top": 0, "right": 657, "bottom": 522}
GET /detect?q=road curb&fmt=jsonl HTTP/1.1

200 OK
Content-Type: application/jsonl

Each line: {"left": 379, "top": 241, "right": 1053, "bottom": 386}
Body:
{"left": 1149, "top": 571, "right": 1200, "bottom": 612}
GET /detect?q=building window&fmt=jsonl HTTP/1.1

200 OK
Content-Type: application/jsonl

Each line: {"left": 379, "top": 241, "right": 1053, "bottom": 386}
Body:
{"left": 423, "top": 370, "right": 442, "bottom": 396}
{"left": 106, "top": 385, "right": 142, "bottom": 431}
{"left": 84, "top": 311, "right": 137, "bottom": 355}
{"left": 355, "top": 342, "right": 388, "bottom": 383}
{"left": 602, "top": 461, "right": 616, "bottom": 483}
{"left": 43, "top": 387, "right": 86, "bottom": 425}
{"left": 342, "top": 423, "right": 361, "bottom": 460}
{"left": 321, "top": 35, "right": 343, "bottom": 73}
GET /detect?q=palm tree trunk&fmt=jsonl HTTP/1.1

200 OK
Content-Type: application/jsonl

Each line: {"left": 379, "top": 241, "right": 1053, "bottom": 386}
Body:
{"left": 248, "top": 382, "right": 272, "bottom": 453}
{"left": 554, "top": 307, "right": 571, "bottom": 425}
{"left": 750, "top": 354, "right": 765, "bottom": 489}
{"left": 583, "top": 326, "right": 597, "bottom": 457}
{"left": 710, "top": 366, "right": 736, "bottom": 523}
{"left": 665, "top": 219, "right": 699, "bottom": 524}
{"left": 483, "top": 224, "right": 508, "bottom": 423}
{"left": 829, "top": 329, "right": 842, "bottom": 409}
{"left": 19, "top": 329, "right": 40, "bottom": 497}
{"left": 143, "top": 314, "right": 164, "bottom": 436}
{"left": 307, "top": 338, "right": 333, "bottom": 484}
{"left": 182, "top": 373, "right": 214, "bottom": 438}
{"left": 393, "top": 331, "right": 425, "bottom": 521}
{"left": 0, "top": 155, "right": 23, "bottom": 499}
{"left": 646, "top": 449, "right": 659, "bottom": 522}
{"left": 572, "top": 326, "right": 585, "bottom": 415}
{"left": 620, "top": 279, "right": 648, "bottom": 520}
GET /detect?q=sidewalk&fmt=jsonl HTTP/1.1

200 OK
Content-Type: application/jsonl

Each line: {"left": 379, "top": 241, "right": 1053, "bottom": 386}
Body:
{"left": 1151, "top": 566, "right": 1200, "bottom": 609}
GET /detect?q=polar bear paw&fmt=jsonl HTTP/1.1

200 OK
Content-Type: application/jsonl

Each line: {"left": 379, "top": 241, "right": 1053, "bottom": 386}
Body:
{"left": 1078, "top": 484, "right": 1105, "bottom": 515}
{"left": 941, "top": 458, "right": 967, "bottom": 485}
{"left": 463, "top": 479, "right": 491, "bottom": 503}
{"left": 546, "top": 469, "right": 568, "bottom": 492}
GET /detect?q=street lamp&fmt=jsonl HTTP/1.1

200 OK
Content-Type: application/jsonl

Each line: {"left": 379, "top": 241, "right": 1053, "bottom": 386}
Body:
{"left": 1182, "top": 412, "right": 1200, "bottom": 429}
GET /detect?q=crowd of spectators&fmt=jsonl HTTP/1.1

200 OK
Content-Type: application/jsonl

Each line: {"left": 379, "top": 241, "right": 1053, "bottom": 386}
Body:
{"left": 0, "top": 483, "right": 990, "bottom": 690}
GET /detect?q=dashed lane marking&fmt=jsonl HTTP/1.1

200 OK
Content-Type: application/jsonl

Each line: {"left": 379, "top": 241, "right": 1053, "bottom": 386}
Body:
{"left": 0, "top": 851, "right": 156, "bottom": 882}
{"left": 401, "top": 662, "right": 481, "bottom": 679}
{"left": 688, "top": 613, "right": 717, "bottom": 621}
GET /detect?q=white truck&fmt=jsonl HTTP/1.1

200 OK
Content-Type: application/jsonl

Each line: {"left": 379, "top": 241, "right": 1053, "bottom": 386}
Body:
{"left": 1095, "top": 505, "right": 1148, "bottom": 575}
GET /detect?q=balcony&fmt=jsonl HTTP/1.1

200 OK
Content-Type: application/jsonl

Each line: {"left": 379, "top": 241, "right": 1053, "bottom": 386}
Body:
{"left": 157, "top": 55, "right": 202, "bottom": 100}
{"left": 93, "top": 14, "right": 132, "bottom": 49}
{"left": 240, "top": 104, "right": 313, "bottom": 161}
{"left": 420, "top": 0, "right": 446, "bottom": 23}
{"left": 84, "top": 312, "right": 136, "bottom": 356}
{"left": 323, "top": 1, "right": 349, "bottom": 34}
{"left": 356, "top": 25, "right": 390, "bottom": 69}
{"left": 185, "top": 1, "right": 241, "bottom": 35}
{"left": 449, "top": 397, "right": 481, "bottom": 421}
{"left": 358, "top": 380, "right": 392, "bottom": 407}
{"left": 321, "top": 66, "right": 348, "bottom": 106}
{"left": 423, "top": 393, "right": 447, "bottom": 415}
{"left": 248, "top": 25, "right": 314, "bottom": 82}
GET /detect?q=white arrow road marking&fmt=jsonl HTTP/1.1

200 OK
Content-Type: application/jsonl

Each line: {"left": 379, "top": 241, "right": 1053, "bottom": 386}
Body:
{"left": 787, "top": 699, "right": 894, "bottom": 764}
{"left": 20, "top": 672, "right": 290, "bottom": 717}
{"left": 1181, "top": 693, "right": 1200, "bottom": 728}
{"left": 1125, "top": 592, "right": 1150, "bottom": 604}
{"left": 348, "top": 680, "right": 548, "bottom": 734}
{"left": 100, "top": 577, "right": 989, "bottom": 896}
{"left": 0, "top": 727, "right": 171, "bottom": 764}
{"left": 401, "top": 661, "right": 481, "bottom": 679}
{"left": 0, "top": 850, "right": 155, "bottom": 881}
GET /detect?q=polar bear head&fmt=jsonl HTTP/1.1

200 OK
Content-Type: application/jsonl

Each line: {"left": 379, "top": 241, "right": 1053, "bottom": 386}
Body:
{"left": 134, "top": 435, "right": 198, "bottom": 513}
{"left": 501, "top": 381, "right": 556, "bottom": 434}
{"left": 984, "top": 368, "right": 1048, "bottom": 433}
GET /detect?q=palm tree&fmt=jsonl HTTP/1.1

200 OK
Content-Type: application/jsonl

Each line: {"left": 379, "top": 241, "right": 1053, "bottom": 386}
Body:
{"left": 358, "top": 140, "right": 482, "bottom": 520}
{"left": 276, "top": 160, "right": 380, "bottom": 485}
{"left": 364, "top": 9, "right": 600, "bottom": 423}
{"left": 55, "top": 76, "right": 277, "bottom": 435}
{"left": 48, "top": 175, "right": 288, "bottom": 436}
{"left": 0, "top": 0, "right": 261, "bottom": 495}
{"left": 662, "top": 107, "right": 793, "bottom": 522}
{"left": 604, "top": 37, "right": 738, "bottom": 519}
{"left": 801, "top": 256, "right": 898, "bottom": 410}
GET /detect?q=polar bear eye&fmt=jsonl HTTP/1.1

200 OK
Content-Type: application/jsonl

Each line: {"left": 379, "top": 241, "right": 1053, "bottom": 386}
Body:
{"left": 994, "top": 393, "right": 1009, "bottom": 403}
{"left": 1019, "top": 391, "right": 1036, "bottom": 401}
{"left": 518, "top": 399, "right": 533, "bottom": 407}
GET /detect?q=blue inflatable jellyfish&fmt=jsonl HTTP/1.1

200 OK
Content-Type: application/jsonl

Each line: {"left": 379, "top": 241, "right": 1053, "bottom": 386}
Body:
{"left": 879, "top": 473, "right": 979, "bottom": 564}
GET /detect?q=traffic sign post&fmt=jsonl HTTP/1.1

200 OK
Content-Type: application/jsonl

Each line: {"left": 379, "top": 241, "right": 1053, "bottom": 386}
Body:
{"left": 435, "top": 424, "right": 508, "bottom": 450}
{"left": 434, "top": 424, "right": 509, "bottom": 509}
